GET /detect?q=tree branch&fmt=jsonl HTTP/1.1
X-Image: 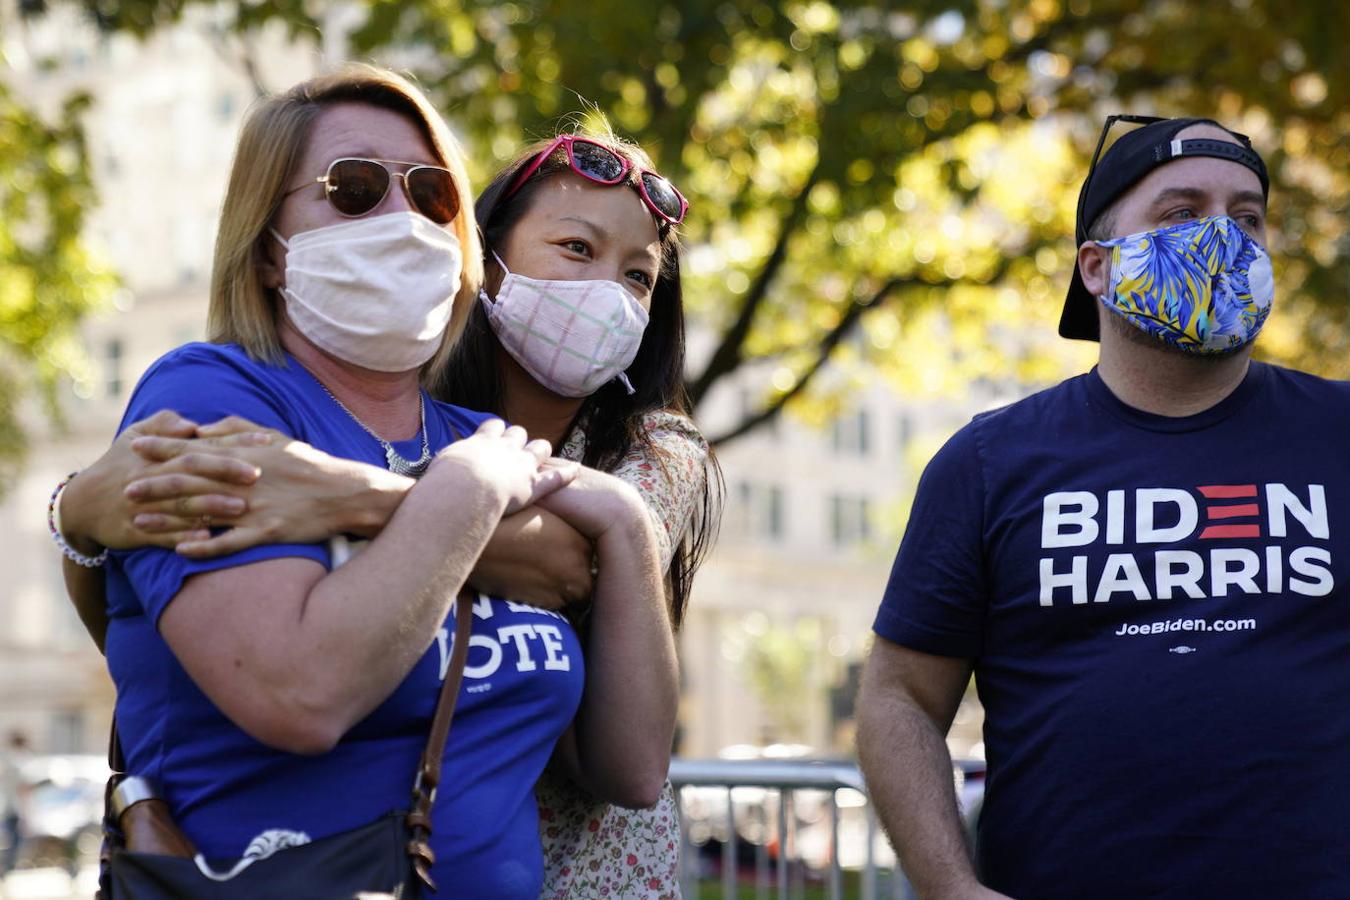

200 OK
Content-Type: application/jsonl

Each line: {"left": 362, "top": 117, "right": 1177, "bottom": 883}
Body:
{"left": 707, "top": 275, "right": 903, "bottom": 446}
{"left": 684, "top": 19, "right": 1066, "bottom": 415}
{"left": 686, "top": 158, "right": 823, "bottom": 407}
{"left": 206, "top": 23, "right": 268, "bottom": 98}
{"left": 642, "top": 65, "right": 669, "bottom": 122}
{"left": 709, "top": 256, "right": 1017, "bottom": 447}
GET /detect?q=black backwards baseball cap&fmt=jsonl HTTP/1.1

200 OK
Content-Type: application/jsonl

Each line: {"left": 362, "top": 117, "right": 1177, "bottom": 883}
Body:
{"left": 1060, "top": 116, "right": 1271, "bottom": 341}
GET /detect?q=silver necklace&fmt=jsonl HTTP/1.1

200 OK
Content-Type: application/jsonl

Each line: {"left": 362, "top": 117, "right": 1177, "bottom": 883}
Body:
{"left": 319, "top": 383, "right": 432, "bottom": 478}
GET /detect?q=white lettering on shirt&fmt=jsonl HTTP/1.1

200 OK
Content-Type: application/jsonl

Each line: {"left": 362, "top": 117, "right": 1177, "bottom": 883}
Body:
{"left": 1267, "top": 484, "right": 1328, "bottom": 539}
{"left": 1033, "top": 483, "right": 1334, "bottom": 608}
{"left": 1289, "top": 547, "right": 1333, "bottom": 596}
{"left": 1136, "top": 488, "right": 1198, "bottom": 544}
{"left": 435, "top": 607, "right": 575, "bottom": 681}
{"left": 1209, "top": 548, "right": 1261, "bottom": 597}
{"left": 1155, "top": 550, "right": 1206, "bottom": 600}
{"left": 1040, "top": 556, "right": 1088, "bottom": 606}
{"left": 1042, "top": 492, "right": 1099, "bottom": 549}
{"left": 1093, "top": 553, "right": 1151, "bottom": 603}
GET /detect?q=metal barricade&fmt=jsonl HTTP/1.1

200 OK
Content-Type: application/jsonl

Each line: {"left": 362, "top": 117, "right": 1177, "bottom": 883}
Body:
{"left": 670, "top": 757, "right": 933, "bottom": 900}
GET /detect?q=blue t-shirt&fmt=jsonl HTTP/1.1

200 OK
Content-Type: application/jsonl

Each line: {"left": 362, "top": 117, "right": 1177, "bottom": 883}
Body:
{"left": 874, "top": 362, "right": 1350, "bottom": 898}
{"left": 104, "top": 342, "right": 585, "bottom": 899}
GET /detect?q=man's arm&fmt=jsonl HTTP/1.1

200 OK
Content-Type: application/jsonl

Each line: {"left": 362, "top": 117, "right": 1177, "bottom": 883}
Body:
{"left": 857, "top": 637, "right": 1008, "bottom": 900}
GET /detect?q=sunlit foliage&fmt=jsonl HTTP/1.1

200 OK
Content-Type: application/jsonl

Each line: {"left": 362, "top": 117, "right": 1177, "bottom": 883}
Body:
{"left": 0, "top": 76, "right": 115, "bottom": 486}
{"left": 7, "top": 0, "right": 1347, "bottom": 465}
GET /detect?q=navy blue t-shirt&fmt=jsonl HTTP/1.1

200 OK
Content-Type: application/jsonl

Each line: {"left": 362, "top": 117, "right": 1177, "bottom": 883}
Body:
{"left": 104, "top": 342, "right": 585, "bottom": 899}
{"left": 874, "top": 362, "right": 1350, "bottom": 898}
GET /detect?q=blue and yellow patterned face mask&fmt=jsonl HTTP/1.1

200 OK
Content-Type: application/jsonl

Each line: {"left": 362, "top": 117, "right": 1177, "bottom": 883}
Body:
{"left": 1095, "top": 215, "right": 1275, "bottom": 354}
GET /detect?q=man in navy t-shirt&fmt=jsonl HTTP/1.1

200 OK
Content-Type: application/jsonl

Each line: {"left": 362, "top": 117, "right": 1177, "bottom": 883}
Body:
{"left": 857, "top": 116, "right": 1350, "bottom": 899}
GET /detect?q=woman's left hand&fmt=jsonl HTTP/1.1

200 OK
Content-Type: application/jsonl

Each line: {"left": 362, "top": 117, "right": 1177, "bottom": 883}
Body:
{"left": 532, "top": 466, "right": 646, "bottom": 541}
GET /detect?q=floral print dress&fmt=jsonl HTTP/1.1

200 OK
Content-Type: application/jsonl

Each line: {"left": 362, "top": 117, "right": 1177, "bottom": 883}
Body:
{"left": 537, "top": 410, "right": 709, "bottom": 899}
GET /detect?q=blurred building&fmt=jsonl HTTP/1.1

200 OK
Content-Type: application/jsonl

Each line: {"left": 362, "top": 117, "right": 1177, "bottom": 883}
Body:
{"left": 684, "top": 362, "right": 1004, "bottom": 759}
{"left": 0, "top": 1, "right": 317, "bottom": 754}
{"left": 0, "top": 5, "right": 1002, "bottom": 761}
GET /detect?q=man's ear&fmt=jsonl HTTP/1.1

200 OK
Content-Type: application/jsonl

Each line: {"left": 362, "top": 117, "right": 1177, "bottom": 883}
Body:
{"left": 1077, "top": 241, "right": 1111, "bottom": 299}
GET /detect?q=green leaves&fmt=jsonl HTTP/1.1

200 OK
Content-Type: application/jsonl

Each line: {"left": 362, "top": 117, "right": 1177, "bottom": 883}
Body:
{"left": 9, "top": 0, "right": 1347, "bottom": 468}
{"left": 0, "top": 80, "right": 116, "bottom": 485}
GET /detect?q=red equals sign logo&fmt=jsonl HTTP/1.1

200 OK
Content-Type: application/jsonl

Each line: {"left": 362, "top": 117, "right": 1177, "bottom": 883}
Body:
{"left": 1197, "top": 485, "right": 1261, "bottom": 538}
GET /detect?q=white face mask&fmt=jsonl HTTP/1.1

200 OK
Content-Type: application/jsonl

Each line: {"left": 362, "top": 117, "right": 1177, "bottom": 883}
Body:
{"left": 479, "top": 253, "right": 650, "bottom": 398}
{"left": 272, "top": 212, "right": 463, "bottom": 372}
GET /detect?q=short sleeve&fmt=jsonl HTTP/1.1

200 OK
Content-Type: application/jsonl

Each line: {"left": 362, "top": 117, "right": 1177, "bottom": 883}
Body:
{"left": 108, "top": 345, "right": 330, "bottom": 625}
{"left": 873, "top": 421, "right": 988, "bottom": 659}
{"left": 116, "top": 343, "right": 295, "bottom": 435}
{"left": 609, "top": 411, "right": 709, "bottom": 571}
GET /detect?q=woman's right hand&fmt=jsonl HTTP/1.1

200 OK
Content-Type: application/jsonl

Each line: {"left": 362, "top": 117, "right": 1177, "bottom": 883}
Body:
{"left": 59, "top": 410, "right": 265, "bottom": 554}
{"left": 128, "top": 415, "right": 423, "bottom": 558}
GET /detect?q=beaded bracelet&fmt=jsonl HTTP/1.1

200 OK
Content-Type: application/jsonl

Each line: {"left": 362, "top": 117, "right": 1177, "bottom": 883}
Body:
{"left": 48, "top": 471, "right": 108, "bottom": 568}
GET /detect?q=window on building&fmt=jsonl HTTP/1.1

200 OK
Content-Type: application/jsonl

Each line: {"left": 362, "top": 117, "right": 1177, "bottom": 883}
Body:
{"left": 896, "top": 412, "right": 914, "bottom": 452}
{"left": 765, "top": 485, "right": 784, "bottom": 539}
{"left": 733, "top": 480, "right": 752, "bottom": 536}
{"left": 736, "top": 480, "right": 788, "bottom": 542}
{"left": 830, "top": 407, "right": 871, "bottom": 456}
{"left": 105, "top": 337, "right": 124, "bottom": 398}
{"left": 830, "top": 494, "right": 872, "bottom": 547}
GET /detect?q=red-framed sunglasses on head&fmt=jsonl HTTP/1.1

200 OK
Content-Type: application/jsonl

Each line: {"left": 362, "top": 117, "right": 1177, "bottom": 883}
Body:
{"left": 504, "top": 135, "right": 689, "bottom": 225}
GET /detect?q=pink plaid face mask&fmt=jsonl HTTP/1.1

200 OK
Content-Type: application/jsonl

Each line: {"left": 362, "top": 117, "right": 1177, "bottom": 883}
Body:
{"left": 479, "top": 253, "right": 649, "bottom": 398}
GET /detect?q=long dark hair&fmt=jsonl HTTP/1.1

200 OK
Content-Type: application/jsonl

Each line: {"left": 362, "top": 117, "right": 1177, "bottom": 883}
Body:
{"left": 431, "top": 134, "right": 721, "bottom": 628}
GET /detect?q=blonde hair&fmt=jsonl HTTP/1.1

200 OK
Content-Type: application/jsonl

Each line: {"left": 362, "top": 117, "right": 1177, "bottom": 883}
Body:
{"left": 208, "top": 63, "right": 483, "bottom": 386}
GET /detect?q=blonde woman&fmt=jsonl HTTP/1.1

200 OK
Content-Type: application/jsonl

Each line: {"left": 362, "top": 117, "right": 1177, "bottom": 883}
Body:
{"left": 53, "top": 66, "right": 676, "bottom": 899}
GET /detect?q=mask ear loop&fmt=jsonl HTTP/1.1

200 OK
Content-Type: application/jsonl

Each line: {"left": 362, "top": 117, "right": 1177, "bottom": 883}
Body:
{"left": 479, "top": 250, "right": 511, "bottom": 307}
{"left": 266, "top": 228, "right": 292, "bottom": 296}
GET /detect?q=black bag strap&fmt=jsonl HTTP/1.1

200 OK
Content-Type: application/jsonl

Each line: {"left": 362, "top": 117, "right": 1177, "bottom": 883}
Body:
{"left": 99, "top": 714, "right": 126, "bottom": 899}
{"left": 405, "top": 592, "right": 474, "bottom": 891}
{"left": 108, "top": 720, "right": 123, "bottom": 775}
